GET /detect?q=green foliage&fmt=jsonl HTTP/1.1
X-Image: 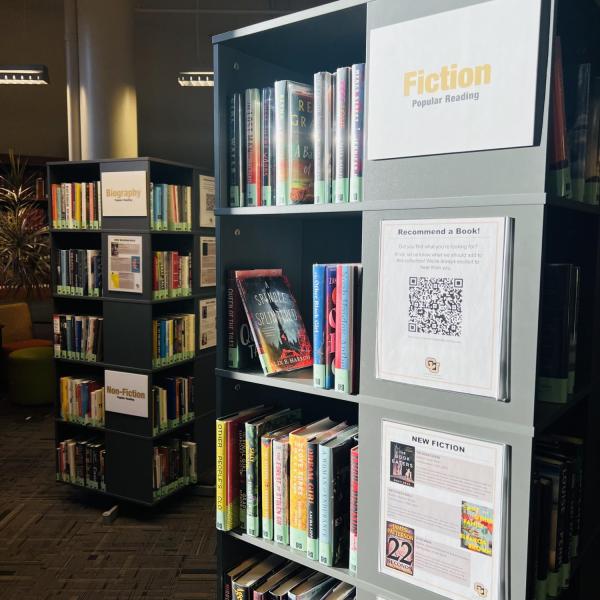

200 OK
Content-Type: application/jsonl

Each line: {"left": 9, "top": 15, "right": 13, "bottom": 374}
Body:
{"left": 0, "top": 150, "right": 50, "bottom": 296}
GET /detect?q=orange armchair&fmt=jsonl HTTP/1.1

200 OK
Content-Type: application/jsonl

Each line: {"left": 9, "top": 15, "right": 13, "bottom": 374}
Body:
{"left": 0, "top": 302, "right": 52, "bottom": 357}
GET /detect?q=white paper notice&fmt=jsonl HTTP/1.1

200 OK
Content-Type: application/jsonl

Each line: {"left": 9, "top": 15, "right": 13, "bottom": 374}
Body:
{"left": 379, "top": 420, "right": 508, "bottom": 600}
{"left": 199, "top": 297, "right": 217, "bottom": 350}
{"left": 200, "top": 236, "right": 216, "bottom": 287}
{"left": 105, "top": 370, "right": 149, "bottom": 418}
{"left": 367, "top": 0, "right": 542, "bottom": 159}
{"left": 108, "top": 235, "right": 144, "bottom": 294}
{"left": 199, "top": 175, "right": 216, "bottom": 227}
{"left": 101, "top": 170, "right": 148, "bottom": 216}
{"left": 376, "top": 218, "right": 512, "bottom": 399}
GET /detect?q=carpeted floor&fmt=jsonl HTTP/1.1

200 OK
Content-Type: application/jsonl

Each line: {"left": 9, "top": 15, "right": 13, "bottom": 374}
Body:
{"left": 0, "top": 401, "right": 216, "bottom": 600}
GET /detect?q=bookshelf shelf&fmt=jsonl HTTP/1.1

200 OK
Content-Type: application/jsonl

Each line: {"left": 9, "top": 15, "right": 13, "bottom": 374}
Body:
{"left": 212, "top": 1, "right": 600, "bottom": 599}
{"left": 226, "top": 531, "right": 356, "bottom": 586}
{"left": 215, "top": 368, "right": 360, "bottom": 403}
{"left": 50, "top": 157, "right": 217, "bottom": 507}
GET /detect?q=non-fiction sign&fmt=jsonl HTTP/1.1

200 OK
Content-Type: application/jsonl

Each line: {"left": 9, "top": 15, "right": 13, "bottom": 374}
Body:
{"left": 105, "top": 370, "right": 149, "bottom": 418}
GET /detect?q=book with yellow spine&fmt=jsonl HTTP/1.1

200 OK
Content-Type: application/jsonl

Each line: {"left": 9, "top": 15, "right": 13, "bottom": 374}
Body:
{"left": 289, "top": 417, "right": 336, "bottom": 552}
{"left": 74, "top": 183, "right": 82, "bottom": 228}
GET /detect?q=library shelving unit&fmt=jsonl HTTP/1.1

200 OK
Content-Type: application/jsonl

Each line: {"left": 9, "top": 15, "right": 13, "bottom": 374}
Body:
{"left": 49, "top": 157, "right": 216, "bottom": 506}
{"left": 212, "top": 1, "right": 600, "bottom": 600}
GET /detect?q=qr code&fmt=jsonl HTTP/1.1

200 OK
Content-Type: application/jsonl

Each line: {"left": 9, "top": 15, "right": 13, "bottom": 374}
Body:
{"left": 408, "top": 277, "right": 463, "bottom": 336}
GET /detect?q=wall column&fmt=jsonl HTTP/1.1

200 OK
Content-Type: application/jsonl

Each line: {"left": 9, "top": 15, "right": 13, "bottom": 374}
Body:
{"left": 72, "top": 0, "right": 138, "bottom": 159}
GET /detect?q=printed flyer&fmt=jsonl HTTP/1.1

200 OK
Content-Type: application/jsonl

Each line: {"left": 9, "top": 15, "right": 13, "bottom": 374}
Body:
{"left": 376, "top": 217, "right": 513, "bottom": 399}
{"left": 199, "top": 297, "right": 217, "bottom": 350}
{"left": 108, "top": 235, "right": 143, "bottom": 294}
{"left": 200, "top": 236, "right": 216, "bottom": 287}
{"left": 379, "top": 421, "right": 508, "bottom": 600}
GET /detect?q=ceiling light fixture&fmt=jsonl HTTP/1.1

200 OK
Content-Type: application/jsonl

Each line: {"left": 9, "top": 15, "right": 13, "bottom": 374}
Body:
{"left": 177, "top": 71, "right": 214, "bottom": 87}
{"left": 0, "top": 65, "right": 49, "bottom": 85}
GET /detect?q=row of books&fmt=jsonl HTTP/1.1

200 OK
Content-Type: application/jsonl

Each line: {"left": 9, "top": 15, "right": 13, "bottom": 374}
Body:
{"left": 56, "top": 436, "right": 106, "bottom": 491}
{"left": 313, "top": 264, "right": 362, "bottom": 394}
{"left": 152, "top": 313, "right": 196, "bottom": 367}
{"left": 53, "top": 314, "right": 104, "bottom": 361}
{"left": 548, "top": 37, "right": 600, "bottom": 203}
{"left": 50, "top": 181, "right": 102, "bottom": 229}
{"left": 216, "top": 407, "right": 359, "bottom": 569}
{"left": 149, "top": 182, "right": 193, "bottom": 230}
{"left": 59, "top": 376, "right": 105, "bottom": 426}
{"left": 152, "top": 251, "right": 192, "bottom": 299}
{"left": 228, "top": 63, "right": 365, "bottom": 207}
{"left": 224, "top": 554, "right": 356, "bottom": 600}
{"left": 152, "top": 376, "right": 195, "bottom": 435}
{"left": 56, "top": 249, "right": 102, "bottom": 296}
{"left": 528, "top": 433, "right": 584, "bottom": 600}
{"left": 226, "top": 269, "right": 312, "bottom": 375}
{"left": 153, "top": 436, "right": 198, "bottom": 498}
{"left": 536, "top": 264, "right": 580, "bottom": 404}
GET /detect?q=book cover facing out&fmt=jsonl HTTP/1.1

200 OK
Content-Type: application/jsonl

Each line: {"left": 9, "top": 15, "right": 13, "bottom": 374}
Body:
{"left": 236, "top": 269, "right": 312, "bottom": 375}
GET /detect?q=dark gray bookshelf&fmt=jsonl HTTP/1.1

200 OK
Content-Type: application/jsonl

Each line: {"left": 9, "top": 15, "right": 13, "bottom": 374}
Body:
{"left": 49, "top": 157, "right": 217, "bottom": 506}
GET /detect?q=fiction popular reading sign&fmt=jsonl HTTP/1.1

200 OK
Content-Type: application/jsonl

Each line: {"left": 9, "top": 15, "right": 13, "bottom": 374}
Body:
{"left": 105, "top": 370, "right": 149, "bottom": 418}
{"left": 376, "top": 217, "right": 513, "bottom": 399}
{"left": 380, "top": 421, "right": 508, "bottom": 600}
{"left": 367, "top": 0, "right": 543, "bottom": 159}
{"left": 101, "top": 170, "right": 148, "bottom": 217}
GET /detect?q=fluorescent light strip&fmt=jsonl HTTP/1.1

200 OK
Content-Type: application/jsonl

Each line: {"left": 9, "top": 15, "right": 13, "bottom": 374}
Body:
{"left": 178, "top": 71, "right": 214, "bottom": 87}
{"left": 0, "top": 65, "right": 49, "bottom": 85}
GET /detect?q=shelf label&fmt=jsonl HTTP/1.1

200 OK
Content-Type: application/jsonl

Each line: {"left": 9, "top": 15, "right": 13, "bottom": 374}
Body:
{"left": 367, "top": 0, "right": 543, "bottom": 159}
{"left": 101, "top": 169, "right": 148, "bottom": 217}
{"left": 105, "top": 370, "right": 149, "bottom": 418}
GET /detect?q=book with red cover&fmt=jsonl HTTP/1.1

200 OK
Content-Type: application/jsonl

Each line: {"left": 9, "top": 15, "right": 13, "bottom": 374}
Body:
{"left": 236, "top": 269, "right": 312, "bottom": 375}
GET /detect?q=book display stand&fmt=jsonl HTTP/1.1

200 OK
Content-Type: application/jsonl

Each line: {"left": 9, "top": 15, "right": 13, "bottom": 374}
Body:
{"left": 49, "top": 157, "right": 216, "bottom": 506}
{"left": 213, "top": 1, "right": 600, "bottom": 599}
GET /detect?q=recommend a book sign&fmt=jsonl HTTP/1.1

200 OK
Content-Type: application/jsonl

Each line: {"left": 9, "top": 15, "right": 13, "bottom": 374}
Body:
{"left": 376, "top": 217, "right": 513, "bottom": 400}
{"left": 379, "top": 421, "right": 508, "bottom": 600}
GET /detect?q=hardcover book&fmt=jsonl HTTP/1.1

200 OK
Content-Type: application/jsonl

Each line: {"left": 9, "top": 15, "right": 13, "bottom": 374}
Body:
{"left": 569, "top": 63, "right": 592, "bottom": 202}
{"left": 312, "top": 264, "right": 327, "bottom": 388}
{"left": 235, "top": 269, "right": 312, "bottom": 375}
{"left": 318, "top": 426, "right": 359, "bottom": 567}
{"left": 231, "top": 554, "right": 288, "bottom": 600}
{"left": 229, "top": 92, "right": 245, "bottom": 207}
{"left": 324, "top": 265, "right": 337, "bottom": 390}
{"left": 246, "top": 88, "right": 262, "bottom": 207}
{"left": 334, "top": 67, "right": 351, "bottom": 203}
{"left": 349, "top": 445, "right": 359, "bottom": 574}
{"left": 268, "top": 567, "right": 313, "bottom": 600}
{"left": 349, "top": 64, "right": 365, "bottom": 203}
{"left": 261, "top": 87, "right": 275, "bottom": 206}
{"left": 273, "top": 433, "right": 292, "bottom": 545}
{"left": 246, "top": 409, "right": 301, "bottom": 537}
{"left": 287, "top": 82, "right": 314, "bottom": 204}
{"left": 288, "top": 573, "right": 336, "bottom": 600}
{"left": 227, "top": 270, "right": 259, "bottom": 369}
{"left": 252, "top": 561, "right": 301, "bottom": 600}
{"left": 274, "top": 80, "right": 289, "bottom": 206}
{"left": 584, "top": 77, "right": 600, "bottom": 204}
{"left": 314, "top": 72, "right": 333, "bottom": 204}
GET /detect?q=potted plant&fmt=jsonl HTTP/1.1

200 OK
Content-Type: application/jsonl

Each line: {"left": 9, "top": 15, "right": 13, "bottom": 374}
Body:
{"left": 0, "top": 150, "right": 50, "bottom": 299}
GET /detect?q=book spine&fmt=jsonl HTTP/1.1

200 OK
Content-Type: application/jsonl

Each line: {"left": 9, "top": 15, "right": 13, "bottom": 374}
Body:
{"left": 335, "top": 265, "right": 352, "bottom": 393}
{"left": 349, "top": 64, "right": 365, "bottom": 203}
{"left": 584, "top": 77, "right": 600, "bottom": 204}
{"left": 216, "top": 419, "right": 228, "bottom": 530}
{"left": 287, "top": 83, "right": 314, "bottom": 204}
{"left": 306, "top": 442, "right": 319, "bottom": 560}
{"left": 245, "top": 88, "right": 261, "bottom": 207}
{"left": 51, "top": 184, "right": 58, "bottom": 228}
{"left": 229, "top": 93, "right": 244, "bottom": 207}
{"left": 53, "top": 314, "right": 61, "bottom": 357}
{"left": 318, "top": 445, "right": 333, "bottom": 565}
{"left": 324, "top": 265, "right": 337, "bottom": 390}
{"left": 289, "top": 436, "right": 307, "bottom": 552}
{"left": 570, "top": 63, "right": 592, "bottom": 202}
{"left": 239, "top": 425, "right": 247, "bottom": 530}
{"left": 261, "top": 436, "right": 274, "bottom": 540}
{"left": 334, "top": 67, "right": 351, "bottom": 203}
{"left": 245, "top": 423, "right": 261, "bottom": 536}
{"left": 314, "top": 72, "right": 333, "bottom": 204}
{"left": 273, "top": 439, "right": 289, "bottom": 545}
{"left": 313, "top": 264, "right": 327, "bottom": 388}
{"left": 261, "top": 87, "right": 275, "bottom": 206}
{"left": 231, "top": 582, "right": 249, "bottom": 600}
{"left": 274, "top": 80, "right": 288, "bottom": 205}
{"left": 349, "top": 445, "right": 359, "bottom": 574}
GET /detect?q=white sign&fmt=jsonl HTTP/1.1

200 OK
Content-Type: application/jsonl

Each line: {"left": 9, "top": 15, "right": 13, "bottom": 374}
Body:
{"left": 199, "top": 175, "right": 215, "bottom": 228}
{"left": 379, "top": 420, "right": 508, "bottom": 600}
{"left": 376, "top": 218, "right": 512, "bottom": 399}
{"left": 105, "top": 370, "right": 149, "bottom": 418}
{"left": 199, "top": 297, "right": 217, "bottom": 350}
{"left": 108, "top": 235, "right": 144, "bottom": 294}
{"left": 200, "top": 236, "right": 216, "bottom": 287}
{"left": 101, "top": 170, "right": 148, "bottom": 217}
{"left": 367, "top": 0, "right": 542, "bottom": 159}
